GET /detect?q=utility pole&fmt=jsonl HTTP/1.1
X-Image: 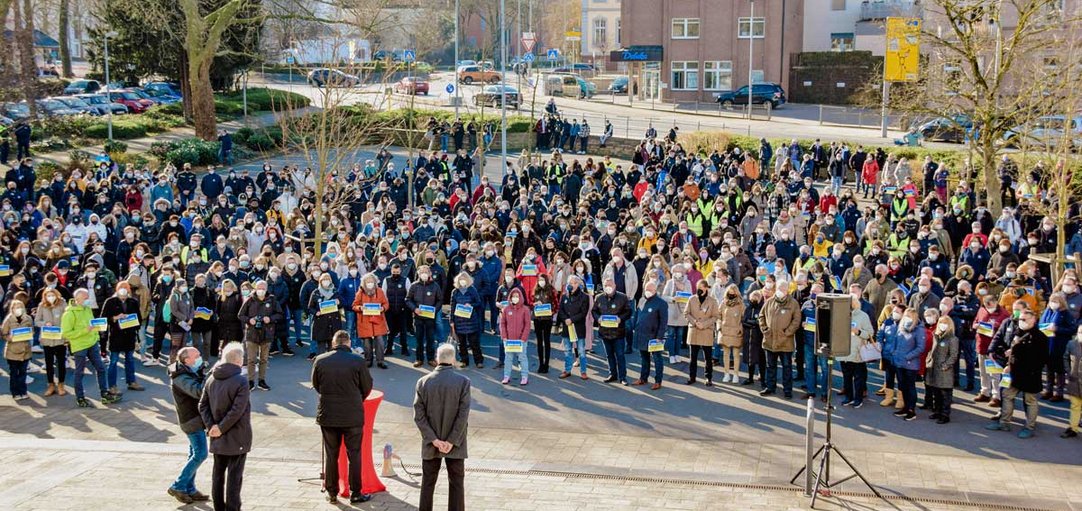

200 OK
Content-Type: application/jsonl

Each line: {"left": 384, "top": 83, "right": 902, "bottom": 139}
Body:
{"left": 747, "top": 0, "right": 755, "bottom": 119}
{"left": 104, "top": 31, "right": 117, "bottom": 142}
{"left": 500, "top": 0, "right": 508, "bottom": 174}
{"left": 454, "top": 0, "right": 461, "bottom": 119}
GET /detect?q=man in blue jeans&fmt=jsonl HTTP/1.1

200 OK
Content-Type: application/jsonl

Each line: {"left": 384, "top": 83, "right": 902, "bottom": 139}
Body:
{"left": 800, "top": 283, "right": 830, "bottom": 399}
{"left": 168, "top": 347, "right": 210, "bottom": 504}
{"left": 63, "top": 288, "right": 121, "bottom": 407}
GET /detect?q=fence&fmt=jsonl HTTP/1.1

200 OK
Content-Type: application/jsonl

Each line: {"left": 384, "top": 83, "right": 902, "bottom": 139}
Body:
{"left": 817, "top": 104, "right": 905, "bottom": 131}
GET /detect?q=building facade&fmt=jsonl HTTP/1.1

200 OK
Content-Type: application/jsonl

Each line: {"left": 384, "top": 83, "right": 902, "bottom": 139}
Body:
{"left": 802, "top": 0, "right": 921, "bottom": 56}
{"left": 619, "top": 0, "right": 804, "bottom": 103}
{"left": 581, "top": 0, "right": 622, "bottom": 69}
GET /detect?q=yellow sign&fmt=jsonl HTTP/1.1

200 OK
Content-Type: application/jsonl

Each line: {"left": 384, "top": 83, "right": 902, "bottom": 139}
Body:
{"left": 564, "top": 31, "right": 582, "bottom": 37}
{"left": 884, "top": 17, "right": 921, "bottom": 82}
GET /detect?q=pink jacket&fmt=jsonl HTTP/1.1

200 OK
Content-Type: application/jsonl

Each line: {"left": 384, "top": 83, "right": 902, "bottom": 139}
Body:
{"left": 499, "top": 288, "right": 532, "bottom": 342}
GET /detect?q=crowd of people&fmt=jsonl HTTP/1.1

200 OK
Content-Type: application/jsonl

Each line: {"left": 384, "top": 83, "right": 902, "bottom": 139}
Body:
{"left": 3, "top": 112, "right": 1082, "bottom": 451}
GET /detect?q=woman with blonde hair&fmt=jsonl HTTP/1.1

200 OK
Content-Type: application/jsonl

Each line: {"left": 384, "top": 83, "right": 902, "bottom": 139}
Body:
{"left": 925, "top": 316, "right": 959, "bottom": 424}
{"left": 684, "top": 277, "right": 718, "bottom": 385}
{"left": 716, "top": 284, "right": 745, "bottom": 384}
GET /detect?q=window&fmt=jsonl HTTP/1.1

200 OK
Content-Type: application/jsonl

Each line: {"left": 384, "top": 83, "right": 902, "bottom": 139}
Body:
{"left": 703, "top": 61, "right": 733, "bottom": 90}
{"left": 672, "top": 18, "right": 700, "bottom": 39}
{"left": 751, "top": 70, "right": 764, "bottom": 84}
{"left": 616, "top": 18, "right": 621, "bottom": 45}
{"left": 738, "top": 17, "right": 765, "bottom": 39}
{"left": 830, "top": 33, "right": 855, "bottom": 51}
{"left": 831, "top": 0, "right": 846, "bottom": 10}
{"left": 593, "top": 18, "right": 607, "bottom": 47}
{"left": 671, "top": 61, "right": 699, "bottom": 90}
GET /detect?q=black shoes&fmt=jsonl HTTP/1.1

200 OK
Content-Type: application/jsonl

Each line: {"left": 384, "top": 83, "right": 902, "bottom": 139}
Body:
{"left": 350, "top": 493, "right": 372, "bottom": 503}
{"left": 249, "top": 380, "right": 256, "bottom": 391}
{"left": 759, "top": 389, "right": 775, "bottom": 396}
{"left": 326, "top": 493, "right": 338, "bottom": 504}
{"left": 377, "top": 363, "right": 388, "bottom": 369}
{"left": 936, "top": 416, "right": 950, "bottom": 424}
{"left": 603, "top": 376, "right": 618, "bottom": 383}
{"left": 257, "top": 381, "right": 271, "bottom": 391}
{"left": 282, "top": 349, "right": 295, "bottom": 357}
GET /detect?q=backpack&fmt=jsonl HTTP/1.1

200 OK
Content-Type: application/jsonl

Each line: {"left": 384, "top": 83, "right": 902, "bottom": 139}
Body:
{"left": 162, "top": 299, "right": 172, "bottom": 323}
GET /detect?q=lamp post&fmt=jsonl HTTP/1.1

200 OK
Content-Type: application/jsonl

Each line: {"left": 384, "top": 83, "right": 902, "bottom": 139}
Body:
{"left": 103, "top": 30, "right": 118, "bottom": 142}
{"left": 454, "top": 0, "right": 461, "bottom": 119}
{"left": 747, "top": 0, "right": 755, "bottom": 119}
{"left": 500, "top": 0, "right": 508, "bottom": 175}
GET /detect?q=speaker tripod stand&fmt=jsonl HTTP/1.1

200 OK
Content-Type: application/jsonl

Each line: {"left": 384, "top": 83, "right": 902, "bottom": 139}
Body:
{"left": 790, "top": 348, "right": 883, "bottom": 508}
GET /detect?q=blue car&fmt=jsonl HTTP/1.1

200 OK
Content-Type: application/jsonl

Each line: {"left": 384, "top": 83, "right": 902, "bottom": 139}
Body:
{"left": 715, "top": 82, "right": 786, "bottom": 109}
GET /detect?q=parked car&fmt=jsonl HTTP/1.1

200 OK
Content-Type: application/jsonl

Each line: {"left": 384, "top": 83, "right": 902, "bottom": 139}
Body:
{"left": 106, "top": 91, "right": 154, "bottom": 113}
{"left": 608, "top": 76, "right": 628, "bottom": 94}
{"left": 307, "top": 68, "right": 362, "bottom": 88}
{"left": 77, "top": 94, "right": 129, "bottom": 115}
{"left": 36, "top": 98, "right": 83, "bottom": 117}
{"left": 63, "top": 79, "right": 102, "bottom": 95}
{"left": 544, "top": 73, "right": 595, "bottom": 99}
{"left": 1004, "top": 115, "right": 1082, "bottom": 150}
{"left": 457, "top": 65, "right": 501, "bottom": 85}
{"left": 125, "top": 88, "right": 178, "bottom": 105}
{"left": 52, "top": 96, "right": 102, "bottom": 115}
{"left": 715, "top": 82, "right": 787, "bottom": 108}
{"left": 2, "top": 102, "right": 30, "bottom": 120}
{"left": 474, "top": 84, "right": 520, "bottom": 108}
{"left": 553, "top": 63, "right": 596, "bottom": 76}
{"left": 915, "top": 115, "right": 972, "bottom": 143}
{"left": 394, "top": 76, "right": 429, "bottom": 95}
{"left": 144, "top": 81, "right": 183, "bottom": 98}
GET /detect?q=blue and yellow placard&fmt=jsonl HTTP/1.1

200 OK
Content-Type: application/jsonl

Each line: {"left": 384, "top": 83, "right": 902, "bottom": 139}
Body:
{"left": 505, "top": 340, "right": 524, "bottom": 353}
{"left": 804, "top": 317, "right": 817, "bottom": 333}
{"left": 521, "top": 264, "right": 538, "bottom": 276}
{"left": 599, "top": 315, "right": 620, "bottom": 328}
{"left": 534, "top": 304, "right": 552, "bottom": 317}
{"left": 0, "top": 265, "right": 11, "bottom": 277}
{"left": 976, "top": 321, "right": 994, "bottom": 337}
{"left": 11, "top": 327, "right": 31, "bottom": 341}
{"left": 454, "top": 303, "right": 473, "bottom": 318}
{"left": 648, "top": 339, "right": 664, "bottom": 352}
{"left": 91, "top": 318, "right": 108, "bottom": 332}
{"left": 319, "top": 300, "right": 338, "bottom": 315}
{"left": 41, "top": 326, "right": 62, "bottom": 340}
{"left": 119, "top": 313, "right": 139, "bottom": 329}
{"left": 674, "top": 291, "right": 692, "bottom": 304}
{"left": 362, "top": 303, "right": 382, "bottom": 316}
{"left": 418, "top": 304, "right": 436, "bottom": 319}
{"left": 195, "top": 307, "right": 213, "bottom": 320}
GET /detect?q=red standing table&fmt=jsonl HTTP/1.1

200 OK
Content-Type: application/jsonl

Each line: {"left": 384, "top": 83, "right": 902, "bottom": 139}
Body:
{"left": 337, "top": 389, "right": 386, "bottom": 497}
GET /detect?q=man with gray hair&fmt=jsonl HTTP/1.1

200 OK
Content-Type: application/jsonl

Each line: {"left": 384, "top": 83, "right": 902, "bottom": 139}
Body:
{"left": 168, "top": 346, "right": 210, "bottom": 504}
{"left": 414, "top": 343, "right": 471, "bottom": 511}
{"left": 199, "top": 342, "right": 252, "bottom": 511}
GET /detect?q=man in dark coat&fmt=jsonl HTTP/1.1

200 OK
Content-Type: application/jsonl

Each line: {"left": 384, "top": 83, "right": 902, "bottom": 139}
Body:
{"left": 312, "top": 331, "right": 374, "bottom": 504}
{"left": 592, "top": 277, "right": 633, "bottom": 385}
{"left": 557, "top": 275, "right": 591, "bottom": 379}
{"left": 168, "top": 347, "right": 210, "bottom": 504}
{"left": 198, "top": 343, "right": 252, "bottom": 511}
{"left": 632, "top": 280, "right": 669, "bottom": 390}
{"left": 414, "top": 343, "right": 471, "bottom": 511}
{"left": 986, "top": 307, "right": 1047, "bottom": 438}
{"left": 13, "top": 122, "right": 30, "bottom": 160}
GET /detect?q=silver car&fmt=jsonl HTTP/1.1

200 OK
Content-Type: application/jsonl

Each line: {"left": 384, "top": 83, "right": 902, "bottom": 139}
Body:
{"left": 53, "top": 96, "right": 102, "bottom": 115}
{"left": 76, "top": 94, "right": 129, "bottom": 115}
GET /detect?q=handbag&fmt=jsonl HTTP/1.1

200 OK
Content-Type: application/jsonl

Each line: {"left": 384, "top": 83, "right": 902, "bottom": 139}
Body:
{"left": 858, "top": 340, "right": 881, "bottom": 362}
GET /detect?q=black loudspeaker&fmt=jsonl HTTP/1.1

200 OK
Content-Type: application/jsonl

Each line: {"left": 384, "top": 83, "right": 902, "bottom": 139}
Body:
{"left": 815, "top": 294, "right": 852, "bottom": 357}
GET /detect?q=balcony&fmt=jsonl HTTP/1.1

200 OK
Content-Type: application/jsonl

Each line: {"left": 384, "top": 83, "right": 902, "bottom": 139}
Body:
{"left": 860, "top": 0, "right": 922, "bottom": 21}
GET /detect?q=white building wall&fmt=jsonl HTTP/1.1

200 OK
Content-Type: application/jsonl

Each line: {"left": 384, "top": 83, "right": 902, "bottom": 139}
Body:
{"left": 802, "top": 0, "right": 863, "bottom": 52}
{"left": 581, "top": 0, "right": 622, "bottom": 54}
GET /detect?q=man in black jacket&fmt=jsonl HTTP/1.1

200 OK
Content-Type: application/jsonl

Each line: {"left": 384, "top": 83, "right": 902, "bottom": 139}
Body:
{"left": 558, "top": 276, "right": 591, "bottom": 379}
{"left": 406, "top": 265, "right": 443, "bottom": 367}
{"left": 592, "top": 277, "right": 632, "bottom": 385}
{"left": 383, "top": 262, "right": 411, "bottom": 357}
{"left": 198, "top": 342, "right": 252, "bottom": 511}
{"left": 168, "top": 347, "right": 210, "bottom": 504}
{"left": 414, "top": 343, "right": 471, "bottom": 511}
{"left": 312, "top": 331, "right": 374, "bottom": 504}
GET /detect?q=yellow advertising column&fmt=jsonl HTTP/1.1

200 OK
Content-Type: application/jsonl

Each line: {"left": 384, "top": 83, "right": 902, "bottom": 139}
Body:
{"left": 882, "top": 17, "right": 921, "bottom": 138}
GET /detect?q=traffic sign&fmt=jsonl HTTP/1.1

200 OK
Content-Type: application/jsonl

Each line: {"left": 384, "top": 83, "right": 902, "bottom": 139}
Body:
{"left": 523, "top": 52, "right": 535, "bottom": 63}
{"left": 521, "top": 32, "right": 537, "bottom": 53}
{"left": 547, "top": 49, "right": 559, "bottom": 61}
{"left": 445, "top": 83, "right": 455, "bottom": 94}
{"left": 285, "top": 55, "right": 295, "bottom": 65}
{"left": 403, "top": 49, "right": 416, "bottom": 63}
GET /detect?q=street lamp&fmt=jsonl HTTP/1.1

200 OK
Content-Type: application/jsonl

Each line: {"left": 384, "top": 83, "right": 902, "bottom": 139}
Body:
{"left": 500, "top": 0, "right": 508, "bottom": 175}
{"left": 454, "top": 0, "right": 460, "bottom": 119}
{"left": 747, "top": 0, "right": 755, "bottom": 119}
{"left": 103, "top": 30, "right": 118, "bottom": 142}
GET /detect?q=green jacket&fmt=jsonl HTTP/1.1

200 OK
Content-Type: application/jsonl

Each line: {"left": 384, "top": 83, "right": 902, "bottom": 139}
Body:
{"left": 61, "top": 300, "right": 99, "bottom": 353}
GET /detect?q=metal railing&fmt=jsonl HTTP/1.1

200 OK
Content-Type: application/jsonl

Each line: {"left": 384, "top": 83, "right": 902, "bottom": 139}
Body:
{"left": 817, "top": 104, "right": 903, "bottom": 131}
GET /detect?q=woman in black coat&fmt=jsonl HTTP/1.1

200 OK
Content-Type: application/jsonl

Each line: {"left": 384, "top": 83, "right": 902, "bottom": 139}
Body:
{"left": 190, "top": 274, "right": 217, "bottom": 358}
{"left": 101, "top": 282, "right": 144, "bottom": 393}
{"left": 741, "top": 290, "right": 766, "bottom": 387}
{"left": 307, "top": 274, "right": 343, "bottom": 358}
{"left": 214, "top": 279, "right": 244, "bottom": 358}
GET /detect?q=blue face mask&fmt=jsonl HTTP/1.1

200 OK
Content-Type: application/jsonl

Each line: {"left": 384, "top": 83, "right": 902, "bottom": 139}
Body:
{"left": 163, "top": 275, "right": 173, "bottom": 284}
{"left": 192, "top": 357, "right": 204, "bottom": 371}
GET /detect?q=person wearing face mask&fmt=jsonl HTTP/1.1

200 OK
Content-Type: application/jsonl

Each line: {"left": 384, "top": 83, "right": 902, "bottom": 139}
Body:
{"left": 167, "top": 346, "right": 210, "bottom": 504}
{"left": 406, "top": 265, "right": 443, "bottom": 368}
{"left": 592, "top": 277, "right": 633, "bottom": 385}
{"left": 661, "top": 265, "right": 692, "bottom": 365}
{"left": 558, "top": 276, "right": 592, "bottom": 379}
{"left": 63, "top": 289, "right": 122, "bottom": 407}
{"left": 167, "top": 277, "right": 196, "bottom": 366}
{"left": 757, "top": 282, "right": 802, "bottom": 399}
{"left": 889, "top": 309, "right": 926, "bottom": 421}
{"left": 922, "top": 317, "right": 959, "bottom": 424}
{"left": 985, "top": 308, "right": 1048, "bottom": 438}
{"left": 149, "top": 268, "right": 179, "bottom": 366}
{"left": 381, "top": 262, "right": 412, "bottom": 359}
{"left": 739, "top": 290, "right": 767, "bottom": 387}
{"left": 239, "top": 281, "right": 284, "bottom": 390}
{"left": 3, "top": 298, "right": 34, "bottom": 401}
{"left": 687, "top": 280, "right": 722, "bottom": 386}
{"left": 338, "top": 265, "right": 363, "bottom": 350}
{"left": 799, "top": 283, "right": 831, "bottom": 401}
{"left": 214, "top": 280, "right": 244, "bottom": 358}
{"left": 532, "top": 275, "right": 558, "bottom": 373}
{"left": 1038, "top": 293, "right": 1075, "bottom": 402}
{"left": 35, "top": 288, "right": 68, "bottom": 396}
{"left": 477, "top": 243, "right": 504, "bottom": 334}
{"left": 308, "top": 275, "right": 345, "bottom": 357}
{"left": 101, "top": 281, "right": 145, "bottom": 396}
{"left": 352, "top": 273, "right": 390, "bottom": 369}
{"left": 907, "top": 277, "right": 942, "bottom": 317}
{"left": 631, "top": 280, "right": 668, "bottom": 390}
{"left": 448, "top": 272, "right": 484, "bottom": 368}
{"left": 499, "top": 288, "right": 532, "bottom": 385}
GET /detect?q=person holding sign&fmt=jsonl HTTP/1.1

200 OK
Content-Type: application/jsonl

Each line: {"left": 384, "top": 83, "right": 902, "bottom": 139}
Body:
{"left": 757, "top": 281, "right": 802, "bottom": 399}
{"left": 632, "top": 280, "right": 668, "bottom": 390}
{"left": 190, "top": 274, "right": 217, "bottom": 360}
{"left": 558, "top": 276, "right": 591, "bottom": 380}
{"left": 974, "top": 295, "right": 1010, "bottom": 406}
{"left": 499, "top": 288, "right": 531, "bottom": 385}
{"left": 532, "top": 275, "right": 558, "bottom": 373}
{"left": 660, "top": 264, "right": 693, "bottom": 365}
{"left": 985, "top": 307, "right": 1048, "bottom": 439}
{"left": 687, "top": 280, "right": 722, "bottom": 386}
{"left": 3, "top": 299, "right": 33, "bottom": 400}
{"left": 352, "top": 273, "right": 389, "bottom": 369}
{"left": 238, "top": 280, "right": 284, "bottom": 391}
{"left": 34, "top": 287, "right": 68, "bottom": 397}
{"left": 449, "top": 272, "right": 484, "bottom": 368}
{"left": 100, "top": 281, "right": 144, "bottom": 395}
{"left": 1038, "top": 293, "right": 1075, "bottom": 402}
{"left": 514, "top": 250, "right": 547, "bottom": 306}
{"left": 308, "top": 273, "right": 343, "bottom": 356}
{"left": 62, "top": 288, "right": 121, "bottom": 407}
{"left": 406, "top": 265, "right": 443, "bottom": 368}
{"left": 167, "top": 278, "right": 196, "bottom": 366}
{"left": 592, "top": 277, "right": 632, "bottom": 385}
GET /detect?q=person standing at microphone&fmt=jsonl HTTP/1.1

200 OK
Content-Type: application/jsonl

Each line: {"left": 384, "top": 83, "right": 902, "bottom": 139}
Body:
{"left": 312, "top": 330, "right": 374, "bottom": 504}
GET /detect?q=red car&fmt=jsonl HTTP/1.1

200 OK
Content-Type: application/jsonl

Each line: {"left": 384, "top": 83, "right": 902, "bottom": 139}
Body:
{"left": 394, "top": 76, "right": 429, "bottom": 95}
{"left": 107, "top": 90, "right": 154, "bottom": 113}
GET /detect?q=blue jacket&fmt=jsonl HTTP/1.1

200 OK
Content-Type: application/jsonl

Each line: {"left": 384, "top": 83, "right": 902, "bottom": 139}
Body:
{"left": 476, "top": 255, "right": 502, "bottom": 296}
{"left": 338, "top": 276, "right": 361, "bottom": 308}
{"left": 632, "top": 295, "right": 668, "bottom": 352}
{"left": 151, "top": 183, "right": 174, "bottom": 205}
{"left": 959, "top": 247, "right": 990, "bottom": 277}
{"left": 801, "top": 298, "right": 816, "bottom": 345}
{"left": 449, "top": 286, "right": 483, "bottom": 334}
{"left": 201, "top": 172, "right": 224, "bottom": 198}
{"left": 878, "top": 318, "right": 899, "bottom": 361}
{"left": 891, "top": 323, "right": 927, "bottom": 371}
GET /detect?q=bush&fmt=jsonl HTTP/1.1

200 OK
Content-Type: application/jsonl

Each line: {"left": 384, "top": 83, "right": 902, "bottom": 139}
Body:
{"left": 104, "top": 140, "right": 128, "bottom": 154}
{"left": 83, "top": 120, "right": 148, "bottom": 140}
{"left": 153, "top": 138, "right": 221, "bottom": 168}
{"left": 154, "top": 102, "right": 185, "bottom": 116}
{"left": 110, "top": 151, "right": 151, "bottom": 169}
{"left": 215, "top": 88, "right": 311, "bottom": 114}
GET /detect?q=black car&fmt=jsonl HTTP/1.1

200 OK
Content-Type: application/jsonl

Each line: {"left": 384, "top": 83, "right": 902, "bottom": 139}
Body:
{"left": 715, "top": 83, "right": 787, "bottom": 108}
{"left": 306, "top": 68, "right": 361, "bottom": 88}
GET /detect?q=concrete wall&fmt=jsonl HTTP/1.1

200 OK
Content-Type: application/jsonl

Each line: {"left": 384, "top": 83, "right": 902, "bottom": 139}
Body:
{"left": 787, "top": 51, "right": 880, "bottom": 105}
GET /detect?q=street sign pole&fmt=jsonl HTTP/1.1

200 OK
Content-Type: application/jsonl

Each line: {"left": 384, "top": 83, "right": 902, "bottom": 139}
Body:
{"left": 454, "top": 0, "right": 461, "bottom": 119}
{"left": 500, "top": 0, "right": 508, "bottom": 176}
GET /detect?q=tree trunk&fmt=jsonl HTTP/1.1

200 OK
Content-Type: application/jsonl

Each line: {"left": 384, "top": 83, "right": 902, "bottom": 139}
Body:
{"left": 189, "top": 58, "right": 217, "bottom": 140}
{"left": 58, "top": 0, "right": 72, "bottom": 78}
{"left": 179, "top": 55, "right": 193, "bottom": 122}
{"left": 980, "top": 138, "right": 1002, "bottom": 214}
{"left": 15, "top": 0, "right": 37, "bottom": 117}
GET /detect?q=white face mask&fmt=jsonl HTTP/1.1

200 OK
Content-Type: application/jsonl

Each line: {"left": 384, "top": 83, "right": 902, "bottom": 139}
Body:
{"left": 644, "top": 290, "right": 655, "bottom": 298}
{"left": 775, "top": 290, "right": 786, "bottom": 300}
{"left": 118, "top": 289, "right": 129, "bottom": 298}
{"left": 604, "top": 286, "right": 615, "bottom": 295}
{"left": 936, "top": 323, "right": 948, "bottom": 334}
{"left": 511, "top": 296, "right": 520, "bottom": 304}
{"left": 365, "top": 282, "right": 375, "bottom": 290}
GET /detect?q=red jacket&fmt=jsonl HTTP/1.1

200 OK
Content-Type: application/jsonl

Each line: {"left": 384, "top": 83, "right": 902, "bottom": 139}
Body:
{"left": 515, "top": 257, "right": 548, "bottom": 306}
{"left": 352, "top": 286, "right": 389, "bottom": 338}
{"left": 974, "top": 305, "right": 1010, "bottom": 355}
{"left": 499, "top": 288, "right": 531, "bottom": 342}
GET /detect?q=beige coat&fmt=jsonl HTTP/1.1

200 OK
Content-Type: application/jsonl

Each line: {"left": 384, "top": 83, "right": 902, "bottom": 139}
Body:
{"left": 685, "top": 294, "right": 719, "bottom": 347}
{"left": 2, "top": 313, "right": 34, "bottom": 361}
{"left": 758, "top": 294, "right": 801, "bottom": 352}
{"left": 34, "top": 299, "right": 68, "bottom": 347}
{"left": 718, "top": 297, "right": 746, "bottom": 347}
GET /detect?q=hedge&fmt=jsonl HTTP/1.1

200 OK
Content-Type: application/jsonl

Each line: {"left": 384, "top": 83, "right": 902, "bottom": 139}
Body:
{"left": 149, "top": 138, "right": 221, "bottom": 168}
{"left": 83, "top": 120, "right": 149, "bottom": 140}
{"left": 216, "top": 88, "right": 311, "bottom": 113}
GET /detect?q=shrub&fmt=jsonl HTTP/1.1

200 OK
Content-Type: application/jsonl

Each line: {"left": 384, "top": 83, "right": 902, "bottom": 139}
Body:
{"left": 215, "top": 88, "right": 311, "bottom": 114}
{"left": 104, "top": 140, "right": 128, "bottom": 154}
{"left": 110, "top": 151, "right": 151, "bottom": 169}
{"left": 36, "top": 161, "right": 63, "bottom": 185}
{"left": 83, "top": 120, "right": 148, "bottom": 140}
{"left": 154, "top": 102, "right": 185, "bottom": 116}
{"left": 157, "top": 138, "right": 221, "bottom": 167}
